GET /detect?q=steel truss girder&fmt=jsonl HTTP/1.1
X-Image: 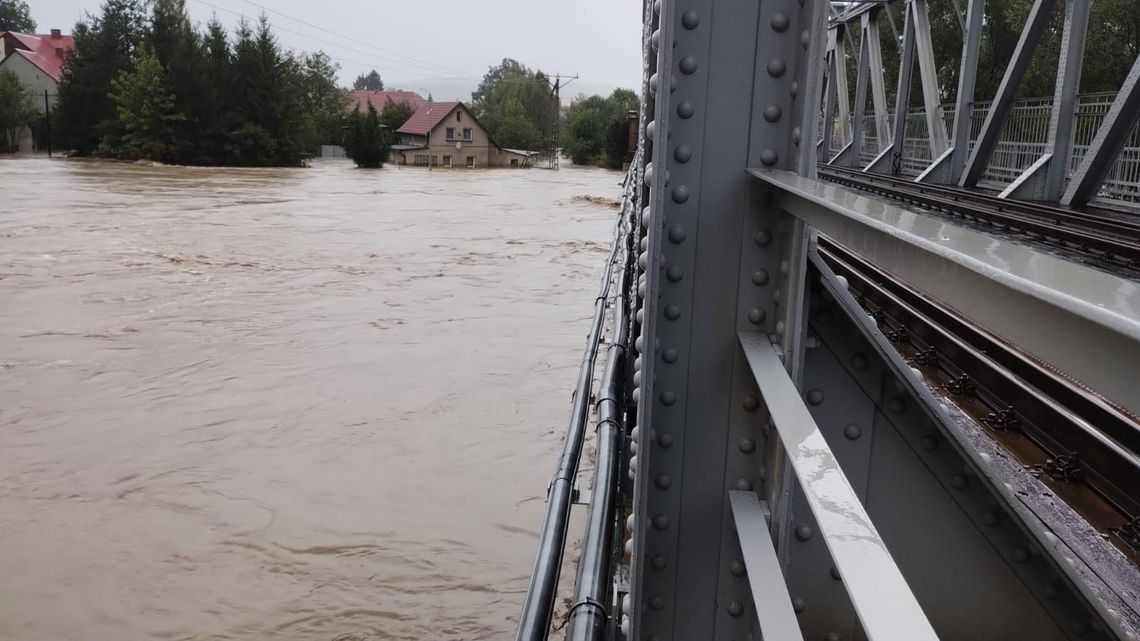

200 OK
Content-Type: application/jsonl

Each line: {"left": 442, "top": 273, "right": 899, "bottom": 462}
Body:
{"left": 1062, "top": 53, "right": 1140, "bottom": 208}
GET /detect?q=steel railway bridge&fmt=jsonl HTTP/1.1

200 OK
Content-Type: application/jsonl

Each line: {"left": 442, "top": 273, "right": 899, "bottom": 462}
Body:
{"left": 516, "top": 0, "right": 1140, "bottom": 639}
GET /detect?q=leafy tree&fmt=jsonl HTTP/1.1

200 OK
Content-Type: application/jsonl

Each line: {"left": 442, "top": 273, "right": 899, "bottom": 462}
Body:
{"left": 0, "top": 69, "right": 35, "bottom": 151}
{"left": 343, "top": 103, "right": 390, "bottom": 168}
{"left": 561, "top": 88, "right": 637, "bottom": 168}
{"left": 379, "top": 99, "right": 415, "bottom": 131}
{"left": 471, "top": 58, "right": 556, "bottom": 149}
{"left": 353, "top": 69, "right": 384, "bottom": 91}
{"left": 295, "top": 50, "right": 345, "bottom": 153}
{"left": 110, "top": 47, "right": 183, "bottom": 160}
{"left": 55, "top": 0, "right": 146, "bottom": 155}
{"left": 0, "top": 0, "right": 35, "bottom": 32}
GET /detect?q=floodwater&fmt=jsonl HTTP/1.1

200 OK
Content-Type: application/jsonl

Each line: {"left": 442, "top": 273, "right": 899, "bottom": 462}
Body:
{"left": 0, "top": 157, "right": 621, "bottom": 640}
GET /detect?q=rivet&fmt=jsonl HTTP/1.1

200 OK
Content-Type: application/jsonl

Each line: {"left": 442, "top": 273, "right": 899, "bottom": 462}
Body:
{"left": 800, "top": 29, "right": 811, "bottom": 48}
{"left": 792, "top": 597, "right": 805, "bottom": 613}
{"left": 727, "top": 601, "right": 743, "bottom": 617}
{"left": 657, "top": 432, "right": 673, "bottom": 448}
{"left": 830, "top": 566, "right": 841, "bottom": 580}
{"left": 743, "top": 395, "right": 759, "bottom": 411}
{"left": 666, "top": 265, "right": 683, "bottom": 282}
{"left": 794, "top": 524, "right": 813, "bottom": 541}
{"left": 771, "top": 11, "right": 790, "bottom": 31}
{"left": 739, "top": 437, "right": 756, "bottom": 453}
{"left": 760, "top": 149, "right": 778, "bottom": 166}
{"left": 851, "top": 353, "right": 868, "bottom": 371}
{"left": 792, "top": 126, "right": 802, "bottom": 145}
{"left": 920, "top": 435, "right": 937, "bottom": 451}
{"left": 748, "top": 308, "right": 766, "bottom": 325}
{"left": 753, "top": 229, "right": 773, "bottom": 247}
{"left": 677, "top": 101, "right": 694, "bottom": 118}
{"left": 681, "top": 10, "right": 700, "bottom": 29}
{"left": 640, "top": 206, "right": 650, "bottom": 227}
{"left": 663, "top": 348, "right": 678, "bottom": 363}
{"left": 757, "top": 465, "right": 767, "bottom": 481}
{"left": 664, "top": 304, "right": 681, "bottom": 320}
{"left": 660, "top": 390, "right": 676, "bottom": 406}
{"left": 730, "top": 560, "right": 745, "bottom": 577}
{"left": 624, "top": 537, "right": 634, "bottom": 555}
{"left": 672, "top": 185, "right": 690, "bottom": 203}
{"left": 644, "top": 162, "right": 655, "bottom": 185}
{"left": 655, "top": 474, "right": 671, "bottom": 489}
{"left": 646, "top": 120, "right": 656, "bottom": 141}
{"left": 735, "top": 478, "right": 752, "bottom": 491}
{"left": 649, "top": 73, "right": 659, "bottom": 97}
{"left": 806, "top": 389, "right": 824, "bottom": 405}
{"left": 633, "top": 370, "right": 642, "bottom": 386}
{"left": 951, "top": 474, "right": 968, "bottom": 489}
{"left": 651, "top": 30, "right": 660, "bottom": 51}
{"left": 983, "top": 511, "right": 1000, "bottom": 526}
{"left": 779, "top": 260, "right": 789, "bottom": 275}
{"left": 1014, "top": 548, "right": 1029, "bottom": 563}
{"left": 640, "top": 236, "right": 649, "bottom": 251}
{"left": 843, "top": 423, "right": 862, "bottom": 440}
{"left": 790, "top": 81, "right": 799, "bottom": 99}
{"left": 651, "top": 555, "right": 667, "bottom": 570}
{"left": 654, "top": 0, "right": 661, "bottom": 13}
{"left": 650, "top": 596, "right": 664, "bottom": 610}
{"left": 668, "top": 225, "right": 686, "bottom": 243}
{"left": 653, "top": 514, "right": 669, "bottom": 530}
{"left": 636, "top": 308, "right": 644, "bottom": 324}
{"left": 674, "top": 144, "right": 692, "bottom": 162}
{"left": 679, "top": 55, "right": 697, "bottom": 75}
{"left": 767, "top": 57, "right": 786, "bottom": 77}
{"left": 763, "top": 104, "right": 782, "bottom": 122}
{"left": 751, "top": 269, "right": 770, "bottom": 286}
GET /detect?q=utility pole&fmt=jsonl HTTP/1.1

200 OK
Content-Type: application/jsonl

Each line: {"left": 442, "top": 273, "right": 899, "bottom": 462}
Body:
{"left": 547, "top": 73, "right": 577, "bottom": 170}
{"left": 44, "top": 90, "right": 52, "bottom": 157}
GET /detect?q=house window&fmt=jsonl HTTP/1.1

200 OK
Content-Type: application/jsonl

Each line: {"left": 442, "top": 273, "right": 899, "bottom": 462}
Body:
{"left": 443, "top": 155, "right": 452, "bottom": 167}
{"left": 414, "top": 154, "right": 428, "bottom": 166}
{"left": 446, "top": 127, "right": 455, "bottom": 140}
{"left": 466, "top": 156, "right": 475, "bottom": 168}
{"left": 431, "top": 155, "right": 438, "bottom": 166}
{"left": 463, "top": 128, "right": 472, "bottom": 141}
{"left": 511, "top": 159, "right": 519, "bottom": 168}
{"left": 457, "top": 111, "right": 463, "bottom": 122}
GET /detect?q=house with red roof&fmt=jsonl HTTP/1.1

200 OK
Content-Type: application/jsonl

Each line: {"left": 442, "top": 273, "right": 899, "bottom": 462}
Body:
{"left": 345, "top": 89, "right": 427, "bottom": 114}
{"left": 0, "top": 29, "right": 76, "bottom": 151}
{"left": 392, "top": 101, "right": 535, "bottom": 169}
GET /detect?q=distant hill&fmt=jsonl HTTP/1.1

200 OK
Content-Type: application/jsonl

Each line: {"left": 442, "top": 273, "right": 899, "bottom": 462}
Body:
{"left": 387, "top": 76, "right": 626, "bottom": 106}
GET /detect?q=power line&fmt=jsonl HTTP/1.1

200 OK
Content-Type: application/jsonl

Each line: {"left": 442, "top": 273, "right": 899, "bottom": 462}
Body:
{"left": 235, "top": 0, "right": 467, "bottom": 77}
{"left": 188, "top": 0, "right": 462, "bottom": 77}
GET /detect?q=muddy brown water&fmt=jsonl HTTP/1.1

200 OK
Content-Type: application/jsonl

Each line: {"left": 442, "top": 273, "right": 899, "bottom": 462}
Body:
{"left": 0, "top": 157, "right": 621, "bottom": 640}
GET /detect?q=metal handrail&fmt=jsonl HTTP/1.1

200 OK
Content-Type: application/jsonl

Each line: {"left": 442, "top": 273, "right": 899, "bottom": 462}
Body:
{"left": 514, "top": 172, "right": 637, "bottom": 641}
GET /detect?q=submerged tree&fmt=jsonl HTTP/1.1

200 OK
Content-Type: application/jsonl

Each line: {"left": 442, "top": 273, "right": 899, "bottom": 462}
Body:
{"left": 561, "top": 88, "right": 638, "bottom": 169}
{"left": 343, "top": 103, "right": 390, "bottom": 168}
{"left": 470, "top": 58, "right": 557, "bottom": 148}
{"left": 379, "top": 99, "right": 415, "bottom": 131}
{"left": 0, "top": 69, "right": 36, "bottom": 151}
{"left": 110, "top": 47, "right": 183, "bottom": 160}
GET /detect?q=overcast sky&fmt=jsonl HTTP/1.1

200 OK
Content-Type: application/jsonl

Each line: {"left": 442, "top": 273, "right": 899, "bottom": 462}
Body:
{"left": 32, "top": 0, "right": 643, "bottom": 96}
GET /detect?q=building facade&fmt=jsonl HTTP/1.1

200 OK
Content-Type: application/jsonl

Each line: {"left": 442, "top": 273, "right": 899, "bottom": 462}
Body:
{"left": 394, "top": 102, "right": 534, "bottom": 168}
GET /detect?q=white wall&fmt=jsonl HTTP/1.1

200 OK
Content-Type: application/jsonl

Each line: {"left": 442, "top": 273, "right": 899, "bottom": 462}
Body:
{"left": 0, "top": 53, "right": 58, "bottom": 113}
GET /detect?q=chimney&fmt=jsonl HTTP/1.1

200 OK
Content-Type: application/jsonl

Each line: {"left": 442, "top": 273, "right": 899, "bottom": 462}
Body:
{"left": 50, "top": 29, "right": 61, "bottom": 39}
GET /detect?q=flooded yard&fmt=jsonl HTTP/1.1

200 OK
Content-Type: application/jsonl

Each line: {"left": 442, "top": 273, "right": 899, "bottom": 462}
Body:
{"left": 0, "top": 157, "right": 621, "bottom": 640}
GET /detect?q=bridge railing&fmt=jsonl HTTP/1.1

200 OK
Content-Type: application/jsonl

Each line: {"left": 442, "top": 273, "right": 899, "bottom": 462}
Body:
{"left": 828, "top": 92, "right": 1140, "bottom": 204}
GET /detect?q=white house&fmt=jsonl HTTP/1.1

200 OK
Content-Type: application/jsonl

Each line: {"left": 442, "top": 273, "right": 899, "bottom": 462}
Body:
{"left": 0, "top": 30, "right": 75, "bottom": 151}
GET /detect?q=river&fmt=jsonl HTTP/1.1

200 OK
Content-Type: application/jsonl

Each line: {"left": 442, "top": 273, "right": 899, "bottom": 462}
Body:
{"left": 0, "top": 157, "right": 621, "bottom": 640}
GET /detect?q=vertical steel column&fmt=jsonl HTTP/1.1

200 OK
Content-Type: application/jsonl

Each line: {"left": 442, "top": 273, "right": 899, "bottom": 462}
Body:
{"left": 822, "top": 46, "right": 839, "bottom": 162}
{"left": 843, "top": 20, "right": 872, "bottom": 168}
{"left": 918, "top": 0, "right": 985, "bottom": 184}
{"left": 866, "top": 11, "right": 892, "bottom": 153}
{"left": 1001, "top": 0, "right": 1091, "bottom": 200}
{"left": 835, "top": 28, "right": 853, "bottom": 146}
{"left": 879, "top": 1, "right": 916, "bottom": 175}
{"left": 912, "top": 0, "right": 948, "bottom": 156}
{"left": 1062, "top": 53, "right": 1140, "bottom": 207}
{"left": 960, "top": 0, "right": 1060, "bottom": 186}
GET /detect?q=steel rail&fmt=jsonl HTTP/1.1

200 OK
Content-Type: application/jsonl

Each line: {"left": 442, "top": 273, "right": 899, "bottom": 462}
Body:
{"left": 564, "top": 261, "right": 631, "bottom": 641}
{"left": 818, "top": 164, "right": 1140, "bottom": 265}
{"left": 817, "top": 236, "right": 1140, "bottom": 523}
{"left": 514, "top": 196, "right": 633, "bottom": 641}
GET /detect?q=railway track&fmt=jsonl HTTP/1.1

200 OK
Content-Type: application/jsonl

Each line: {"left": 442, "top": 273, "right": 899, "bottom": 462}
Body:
{"left": 817, "top": 165, "right": 1140, "bottom": 268}
{"left": 817, "top": 236, "right": 1140, "bottom": 563}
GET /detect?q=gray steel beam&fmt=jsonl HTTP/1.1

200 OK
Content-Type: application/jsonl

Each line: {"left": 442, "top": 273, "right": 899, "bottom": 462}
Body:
{"left": 960, "top": 0, "right": 1060, "bottom": 186}
{"left": 739, "top": 332, "right": 940, "bottom": 641}
{"left": 750, "top": 168, "right": 1140, "bottom": 416}
{"left": 911, "top": 0, "right": 948, "bottom": 156}
{"left": 1062, "top": 53, "right": 1140, "bottom": 207}
{"left": 866, "top": 12, "right": 891, "bottom": 151}
{"left": 1002, "top": 0, "right": 1091, "bottom": 201}
{"left": 822, "top": 49, "right": 839, "bottom": 162}
{"left": 836, "top": 28, "right": 853, "bottom": 146}
{"left": 917, "top": 0, "right": 984, "bottom": 184}
{"left": 888, "top": 2, "right": 916, "bottom": 175}
{"left": 847, "top": 17, "right": 873, "bottom": 167}
{"left": 728, "top": 492, "right": 805, "bottom": 641}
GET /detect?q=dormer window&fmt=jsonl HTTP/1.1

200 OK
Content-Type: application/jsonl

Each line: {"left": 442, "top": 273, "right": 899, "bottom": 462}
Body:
{"left": 457, "top": 111, "right": 462, "bottom": 122}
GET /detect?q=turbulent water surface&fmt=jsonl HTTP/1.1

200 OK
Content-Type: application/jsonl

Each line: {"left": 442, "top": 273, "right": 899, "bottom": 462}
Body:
{"left": 0, "top": 157, "right": 620, "bottom": 640}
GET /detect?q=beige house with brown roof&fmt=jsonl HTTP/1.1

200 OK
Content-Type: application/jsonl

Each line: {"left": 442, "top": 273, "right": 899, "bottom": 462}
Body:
{"left": 393, "top": 101, "right": 535, "bottom": 169}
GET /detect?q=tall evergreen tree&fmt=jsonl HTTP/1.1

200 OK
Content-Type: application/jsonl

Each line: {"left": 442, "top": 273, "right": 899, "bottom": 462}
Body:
{"left": 110, "top": 47, "right": 183, "bottom": 160}
{"left": 343, "top": 103, "right": 390, "bottom": 168}
{"left": 0, "top": 0, "right": 35, "bottom": 32}
{"left": 352, "top": 69, "right": 384, "bottom": 91}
